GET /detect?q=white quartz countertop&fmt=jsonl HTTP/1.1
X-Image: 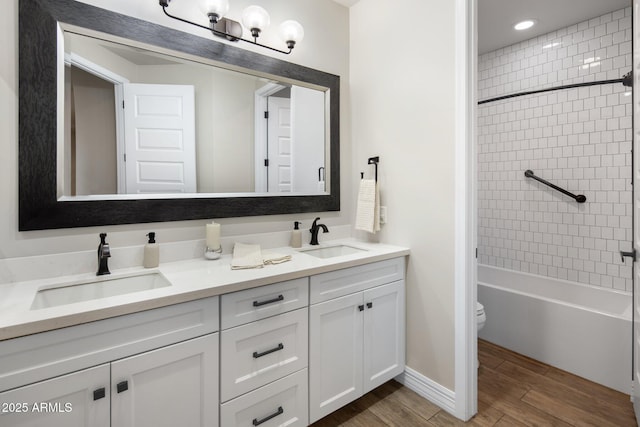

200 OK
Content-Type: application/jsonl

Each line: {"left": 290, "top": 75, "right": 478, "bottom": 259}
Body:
{"left": 0, "top": 239, "right": 409, "bottom": 341}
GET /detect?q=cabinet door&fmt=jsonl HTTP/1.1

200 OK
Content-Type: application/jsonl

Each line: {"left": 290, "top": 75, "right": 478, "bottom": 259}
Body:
{"left": 363, "top": 280, "right": 405, "bottom": 393}
{"left": 0, "top": 364, "right": 109, "bottom": 427}
{"left": 111, "top": 333, "right": 218, "bottom": 427}
{"left": 309, "top": 292, "right": 363, "bottom": 423}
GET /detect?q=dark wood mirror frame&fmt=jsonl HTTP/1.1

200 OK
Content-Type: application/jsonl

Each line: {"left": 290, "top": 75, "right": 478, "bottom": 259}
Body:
{"left": 19, "top": 0, "right": 340, "bottom": 231}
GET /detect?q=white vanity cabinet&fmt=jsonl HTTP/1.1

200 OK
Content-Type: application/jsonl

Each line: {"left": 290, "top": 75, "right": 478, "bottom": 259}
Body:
{"left": 0, "top": 297, "right": 220, "bottom": 427}
{"left": 220, "top": 278, "right": 309, "bottom": 426}
{"left": 0, "top": 250, "right": 409, "bottom": 427}
{"left": 0, "top": 334, "right": 218, "bottom": 427}
{"left": 308, "top": 258, "right": 405, "bottom": 423}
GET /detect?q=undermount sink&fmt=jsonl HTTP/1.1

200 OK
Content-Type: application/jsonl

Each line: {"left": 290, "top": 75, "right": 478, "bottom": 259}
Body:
{"left": 31, "top": 272, "right": 172, "bottom": 310}
{"left": 299, "top": 244, "right": 367, "bottom": 259}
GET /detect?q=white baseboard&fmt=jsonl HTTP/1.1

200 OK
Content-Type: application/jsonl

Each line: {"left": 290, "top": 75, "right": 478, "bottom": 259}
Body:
{"left": 395, "top": 366, "right": 456, "bottom": 415}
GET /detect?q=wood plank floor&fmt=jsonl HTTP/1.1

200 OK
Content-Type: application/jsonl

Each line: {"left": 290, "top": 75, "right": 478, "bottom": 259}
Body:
{"left": 310, "top": 340, "right": 637, "bottom": 426}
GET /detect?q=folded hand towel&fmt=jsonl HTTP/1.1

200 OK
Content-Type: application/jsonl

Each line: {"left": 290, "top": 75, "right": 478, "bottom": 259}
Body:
{"left": 355, "top": 179, "right": 380, "bottom": 233}
{"left": 263, "top": 251, "right": 292, "bottom": 265}
{"left": 231, "top": 243, "right": 264, "bottom": 270}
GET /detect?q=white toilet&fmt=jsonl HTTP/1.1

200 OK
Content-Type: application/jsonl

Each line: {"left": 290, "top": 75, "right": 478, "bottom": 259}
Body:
{"left": 476, "top": 302, "right": 486, "bottom": 369}
{"left": 476, "top": 302, "right": 486, "bottom": 332}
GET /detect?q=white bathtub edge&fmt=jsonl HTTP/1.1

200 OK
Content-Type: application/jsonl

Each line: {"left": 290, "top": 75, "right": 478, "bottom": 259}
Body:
{"left": 478, "top": 265, "right": 632, "bottom": 395}
{"left": 478, "top": 264, "right": 631, "bottom": 320}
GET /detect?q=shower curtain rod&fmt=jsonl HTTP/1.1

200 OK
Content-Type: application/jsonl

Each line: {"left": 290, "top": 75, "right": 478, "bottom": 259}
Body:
{"left": 478, "top": 72, "right": 632, "bottom": 105}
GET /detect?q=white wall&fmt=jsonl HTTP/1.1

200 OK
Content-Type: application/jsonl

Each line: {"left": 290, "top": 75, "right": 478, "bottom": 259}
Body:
{"left": 0, "top": 0, "right": 349, "bottom": 267}
{"left": 478, "top": 7, "right": 633, "bottom": 291}
{"left": 350, "top": 0, "right": 457, "bottom": 390}
{"left": 72, "top": 68, "right": 118, "bottom": 195}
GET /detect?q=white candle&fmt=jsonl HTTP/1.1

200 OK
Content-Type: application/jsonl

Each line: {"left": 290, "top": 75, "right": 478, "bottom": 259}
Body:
{"left": 206, "top": 222, "right": 221, "bottom": 249}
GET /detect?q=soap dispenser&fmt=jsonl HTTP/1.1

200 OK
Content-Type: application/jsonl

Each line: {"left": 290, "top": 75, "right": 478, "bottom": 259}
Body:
{"left": 290, "top": 221, "right": 302, "bottom": 248}
{"left": 143, "top": 232, "right": 159, "bottom": 268}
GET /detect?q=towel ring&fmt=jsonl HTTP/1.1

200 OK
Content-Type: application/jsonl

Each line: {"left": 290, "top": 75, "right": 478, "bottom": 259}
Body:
{"left": 360, "top": 156, "right": 380, "bottom": 181}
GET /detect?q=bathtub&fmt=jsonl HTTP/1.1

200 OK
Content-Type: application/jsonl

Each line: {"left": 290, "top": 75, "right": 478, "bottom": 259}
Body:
{"left": 478, "top": 264, "right": 632, "bottom": 394}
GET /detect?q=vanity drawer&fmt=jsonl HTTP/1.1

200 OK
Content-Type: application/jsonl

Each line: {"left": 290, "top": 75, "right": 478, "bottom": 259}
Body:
{"left": 220, "top": 368, "right": 308, "bottom": 427}
{"left": 0, "top": 296, "right": 219, "bottom": 393}
{"left": 310, "top": 257, "right": 405, "bottom": 304}
{"left": 220, "top": 308, "right": 308, "bottom": 402}
{"left": 221, "top": 278, "right": 308, "bottom": 329}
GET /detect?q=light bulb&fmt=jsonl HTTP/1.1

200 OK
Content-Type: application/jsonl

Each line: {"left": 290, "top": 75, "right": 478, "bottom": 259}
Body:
{"left": 279, "top": 20, "right": 304, "bottom": 47}
{"left": 242, "top": 5, "right": 270, "bottom": 35}
{"left": 201, "top": 0, "right": 229, "bottom": 21}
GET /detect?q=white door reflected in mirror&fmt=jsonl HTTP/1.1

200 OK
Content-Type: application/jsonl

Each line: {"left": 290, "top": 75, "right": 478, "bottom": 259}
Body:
{"left": 123, "top": 83, "right": 196, "bottom": 194}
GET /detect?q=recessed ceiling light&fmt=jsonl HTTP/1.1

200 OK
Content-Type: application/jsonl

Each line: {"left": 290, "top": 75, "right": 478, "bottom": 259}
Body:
{"left": 514, "top": 20, "right": 535, "bottom": 31}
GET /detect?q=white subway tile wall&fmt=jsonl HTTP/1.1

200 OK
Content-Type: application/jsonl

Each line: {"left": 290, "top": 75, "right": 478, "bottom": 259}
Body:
{"left": 478, "top": 7, "right": 633, "bottom": 291}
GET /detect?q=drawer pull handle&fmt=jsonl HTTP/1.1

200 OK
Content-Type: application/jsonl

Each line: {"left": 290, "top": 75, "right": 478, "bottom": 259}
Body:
{"left": 253, "top": 294, "right": 284, "bottom": 307}
{"left": 253, "top": 406, "right": 284, "bottom": 426}
{"left": 367, "top": 302, "right": 373, "bottom": 309}
{"left": 253, "top": 343, "right": 284, "bottom": 358}
{"left": 93, "top": 387, "right": 106, "bottom": 401}
{"left": 116, "top": 381, "right": 128, "bottom": 393}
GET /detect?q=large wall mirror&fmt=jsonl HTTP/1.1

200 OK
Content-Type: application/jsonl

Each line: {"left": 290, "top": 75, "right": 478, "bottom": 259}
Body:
{"left": 19, "top": 0, "right": 339, "bottom": 231}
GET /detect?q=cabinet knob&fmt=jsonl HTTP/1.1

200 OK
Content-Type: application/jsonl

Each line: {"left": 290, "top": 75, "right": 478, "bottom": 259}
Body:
{"left": 358, "top": 304, "right": 364, "bottom": 311}
{"left": 93, "top": 387, "right": 106, "bottom": 401}
{"left": 116, "top": 380, "right": 129, "bottom": 393}
{"left": 367, "top": 302, "right": 373, "bottom": 309}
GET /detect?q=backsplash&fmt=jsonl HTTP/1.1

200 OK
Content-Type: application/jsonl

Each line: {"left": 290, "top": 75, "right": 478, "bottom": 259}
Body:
{"left": 478, "top": 7, "right": 632, "bottom": 291}
{"left": 0, "top": 226, "right": 352, "bottom": 285}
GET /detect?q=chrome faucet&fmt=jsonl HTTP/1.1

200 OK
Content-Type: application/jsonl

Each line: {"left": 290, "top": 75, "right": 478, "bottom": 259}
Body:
{"left": 97, "top": 233, "right": 111, "bottom": 276}
{"left": 309, "top": 217, "right": 329, "bottom": 245}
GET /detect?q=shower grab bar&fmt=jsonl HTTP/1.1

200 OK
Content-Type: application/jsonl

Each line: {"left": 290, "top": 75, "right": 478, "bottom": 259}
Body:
{"left": 524, "top": 170, "right": 586, "bottom": 203}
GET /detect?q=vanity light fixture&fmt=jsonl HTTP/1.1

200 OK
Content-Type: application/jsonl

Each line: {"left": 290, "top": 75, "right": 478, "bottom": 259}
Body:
{"left": 159, "top": 0, "right": 304, "bottom": 54}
